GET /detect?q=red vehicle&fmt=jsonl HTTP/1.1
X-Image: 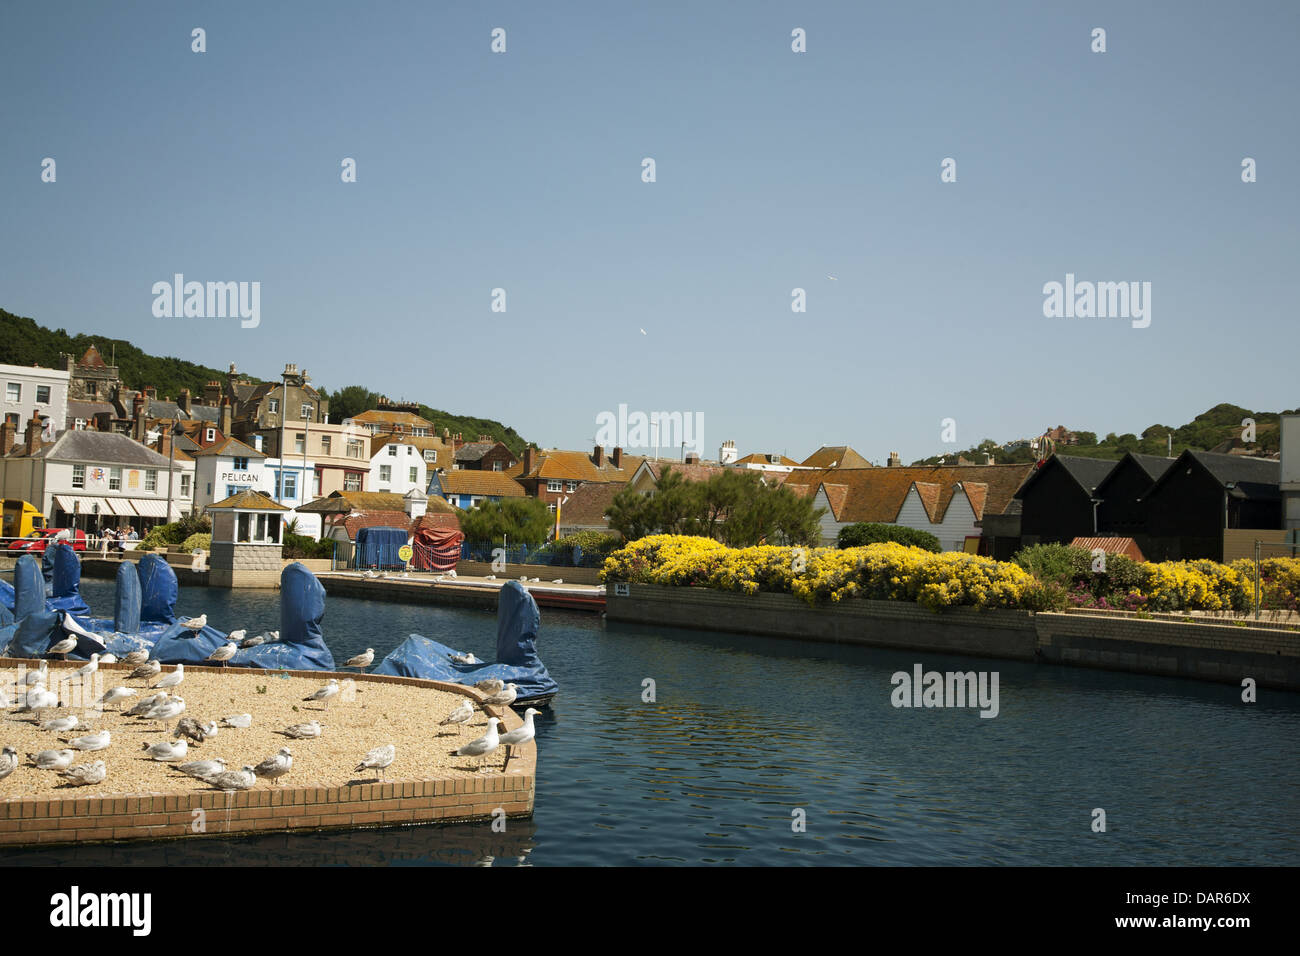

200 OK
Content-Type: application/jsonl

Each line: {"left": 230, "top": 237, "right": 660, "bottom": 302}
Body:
{"left": 7, "top": 528, "right": 88, "bottom": 553}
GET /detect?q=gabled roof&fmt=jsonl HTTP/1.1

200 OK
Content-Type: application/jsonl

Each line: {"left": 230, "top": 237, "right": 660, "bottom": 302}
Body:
{"left": 557, "top": 481, "right": 625, "bottom": 529}
{"left": 432, "top": 470, "right": 526, "bottom": 497}
{"left": 510, "top": 449, "right": 637, "bottom": 484}
{"left": 733, "top": 452, "right": 802, "bottom": 467}
{"left": 1014, "top": 455, "right": 1119, "bottom": 500}
{"left": 369, "top": 433, "right": 450, "bottom": 455}
{"left": 639, "top": 460, "right": 730, "bottom": 484}
{"left": 298, "top": 489, "right": 458, "bottom": 514}
{"left": 190, "top": 436, "right": 265, "bottom": 459}
{"left": 16, "top": 430, "right": 176, "bottom": 467}
{"left": 350, "top": 409, "right": 435, "bottom": 429}
{"left": 1093, "top": 452, "right": 1175, "bottom": 496}
{"left": 805, "top": 464, "right": 1034, "bottom": 524}
{"left": 801, "top": 445, "right": 872, "bottom": 469}
{"left": 208, "top": 489, "right": 289, "bottom": 511}
{"left": 1146, "top": 450, "right": 1280, "bottom": 500}
{"left": 454, "top": 441, "right": 500, "bottom": 462}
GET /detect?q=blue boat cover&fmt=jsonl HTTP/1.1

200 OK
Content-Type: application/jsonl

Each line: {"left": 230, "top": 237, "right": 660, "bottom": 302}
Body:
{"left": 139, "top": 554, "right": 179, "bottom": 624}
{"left": 374, "top": 580, "right": 557, "bottom": 701}
{"left": 114, "top": 561, "right": 142, "bottom": 635}
{"left": 0, "top": 580, "right": 13, "bottom": 617}
{"left": 235, "top": 562, "right": 335, "bottom": 670}
{"left": 45, "top": 544, "right": 90, "bottom": 616}
{"left": 354, "top": 526, "right": 408, "bottom": 568}
{"left": 0, "top": 556, "right": 63, "bottom": 657}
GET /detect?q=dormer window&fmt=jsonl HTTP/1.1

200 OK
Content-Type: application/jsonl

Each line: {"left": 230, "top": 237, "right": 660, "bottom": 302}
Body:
{"left": 205, "top": 428, "right": 215, "bottom": 442}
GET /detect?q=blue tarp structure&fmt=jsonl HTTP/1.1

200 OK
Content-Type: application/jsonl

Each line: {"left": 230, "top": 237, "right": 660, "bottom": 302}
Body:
{"left": 139, "top": 554, "right": 179, "bottom": 625}
{"left": 233, "top": 562, "right": 336, "bottom": 670}
{"left": 45, "top": 544, "right": 91, "bottom": 616}
{"left": 374, "top": 580, "right": 557, "bottom": 701}
{"left": 0, "top": 555, "right": 64, "bottom": 658}
{"left": 354, "top": 526, "right": 409, "bottom": 569}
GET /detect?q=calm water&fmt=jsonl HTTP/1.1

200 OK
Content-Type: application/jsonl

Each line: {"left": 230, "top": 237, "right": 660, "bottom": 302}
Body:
{"left": 4, "top": 578, "right": 1299, "bottom": 866}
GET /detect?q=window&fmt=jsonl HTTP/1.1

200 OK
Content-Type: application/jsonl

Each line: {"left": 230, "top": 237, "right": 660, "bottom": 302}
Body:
{"left": 226, "top": 485, "right": 240, "bottom": 499}
{"left": 547, "top": 503, "right": 556, "bottom": 513}
{"left": 181, "top": 474, "right": 192, "bottom": 497}
{"left": 268, "top": 398, "right": 279, "bottom": 415}
{"left": 320, "top": 435, "right": 331, "bottom": 455}
{"left": 109, "top": 467, "right": 122, "bottom": 491}
{"left": 205, "top": 428, "right": 215, "bottom": 443}
{"left": 379, "top": 465, "right": 392, "bottom": 482}
{"left": 87, "top": 382, "right": 97, "bottom": 398}
{"left": 493, "top": 461, "right": 504, "bottom": 472}
{"left": 409, "top": 467, "right": 418, "bottom": 483}
{"left": 232, "top": 456, "right": 249, "bottom": 470}
{"left": 294, "top": 433, "right": 305, "bottom": 455}
{"left": 72, "top": 464, "right": 85, "bottom": 489}
{"left": 346, "top": 439, "right": 363, "bottom": 459}
{"left": 566, "top": 481, "right": 578, "bottom": 493}
{"left": 145, "top": 470, "right": 157, "bottom": 492}
{"left": 301, "top": 403, "right": 313, "bottom": 419}
{"left": 74, "top": 418, "right": 87, "bottom": 431}
{"left": 344, "top": 472, "right": 361, "bottom": 491}
{"left": 36, "top": 385, "right": 51, "bottom": 404}
{"left": 237, "top": 513, "right": 251, "bottom": 543}
{"left": 414, "top": 427, "right": 429, "bottom": 437}
{"left": 424, "top": 450, "right": 437, "bottom": 463}
{"left": 547, "top": 480, "right": 562, "bottom": 492}
{"left": 5, "top": 383, "right": 19, "bottom": 402}
{"left": 282, "top": 472, "right": 297, "bottom": 500}
{"left": 388, "top": 444, "right": 397, "bottom": 457}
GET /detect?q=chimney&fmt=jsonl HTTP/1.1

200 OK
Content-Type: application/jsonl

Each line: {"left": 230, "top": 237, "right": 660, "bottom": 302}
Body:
{"left": 684, "top": 452, "right": 700, "bottom": 465}
{"left": 479, "top": 434, "right": 491, "bottom": 443}
{"left": 592, "top": 445, "right": 606, "bottom": 468}
{"left": 132, "top": 396, "right": 146, "bottom": 441}
{"left": 220, "top": 397, "right": 233, "bottom": 437}
{"left": 612, "top": 446, "right": 623, "bottom": 469}
{"left": 719, "top": 440, "right": 738, "bottom": 465}
{"left": 0, "top": 420, "right": 16, "bottom": 456}
{"left": 25, "top": 411, "right": 44, "bottom": 455}
{"left": 887, "top": 451, "right": 901, "bottom": 467}
{"left": 178, "top": 388, "right": 191, "bottom": 415}
{"left": 144, "top": 385, "right": 157, "bottom": 401}
{"left": 523, "top": 447, "right": 536, "bottom": 475}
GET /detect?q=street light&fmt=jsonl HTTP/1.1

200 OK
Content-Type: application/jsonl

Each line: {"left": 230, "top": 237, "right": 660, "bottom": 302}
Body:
{"left": 165, "top": 422, "right": 185, "bottom": 524}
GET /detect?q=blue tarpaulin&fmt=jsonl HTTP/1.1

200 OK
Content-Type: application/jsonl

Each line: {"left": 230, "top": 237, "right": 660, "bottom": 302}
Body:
{"left": 0, "top": 555, "right": 63, "bottom": 657}
{"left": 139, "top": 554, "right": 179, "bottom": 624}
{"left": 45, "top": 544, "right": 90, "bottom": 616}
{"left": 374, "top": 580, "right": 557, "bottom": 701}
{"left": 235, "top": 562, "right": 335, "bottom": 670}
{"left": 354, "top": 526, "right": 409, "bottom": 569}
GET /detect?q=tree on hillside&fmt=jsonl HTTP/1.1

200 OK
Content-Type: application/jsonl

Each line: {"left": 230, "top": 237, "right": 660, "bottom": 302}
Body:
{"left": 325, "top": 385, "right": 379, "bottom": 422}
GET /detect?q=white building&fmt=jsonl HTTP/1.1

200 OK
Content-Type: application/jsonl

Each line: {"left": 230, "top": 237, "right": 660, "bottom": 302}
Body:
{"left": 0, "top": 429, "right": 187, "bottom": 533}
{"left": 190, "top": 437, "right": 267, "bottom": 510}
{"left": 368, "top": 433, "right": 429, "bottom": 496}
{"left": 1, "top": 363, "right": 69, "bottom": 444}
{"left": 260, "top": 455, "right": 321, "bottom": 538}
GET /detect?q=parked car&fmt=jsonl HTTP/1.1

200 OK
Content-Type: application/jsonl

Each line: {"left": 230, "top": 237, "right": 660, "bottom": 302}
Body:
{"left": 6, "top": 527, "right": 88, "bottom": 553}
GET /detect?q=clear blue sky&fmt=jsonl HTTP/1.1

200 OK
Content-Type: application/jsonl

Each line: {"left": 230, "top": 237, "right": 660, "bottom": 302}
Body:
{"left": 3, "top": 1, "right": 1296, "bottom": 463}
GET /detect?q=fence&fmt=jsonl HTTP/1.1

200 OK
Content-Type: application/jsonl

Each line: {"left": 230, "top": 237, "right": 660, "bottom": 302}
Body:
{"left": 458, "top": 541, "right": 610, "bottom": 569}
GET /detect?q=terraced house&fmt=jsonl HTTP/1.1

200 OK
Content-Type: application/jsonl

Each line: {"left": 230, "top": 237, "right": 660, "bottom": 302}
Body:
{"left": 510, "top": 445, "right": 644, "bottom": 512}
{"left": 427, "top": 469, "right": 527, "bottom": 510}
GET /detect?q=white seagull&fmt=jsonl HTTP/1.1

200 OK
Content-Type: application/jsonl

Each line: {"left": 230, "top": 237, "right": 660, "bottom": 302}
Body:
{"left": 143, "top": 696, "right": 186, "bottom": 725}
{"left": 282, "top": 720, "right": 322, "bottom": 739}
{"left": 210, "top": 766, "right": 257, "bottom": 791}
{"left": 28, "top": 749, "right": 76, "bottom": 771}
{"left": 152, "top": 663, "right": 184, "bottom": 690}
{"left": 66, "top": 729, "right": 111, "bottom": 752}
{"left": 177, "top": 758, "right": 227, "bottom": 782}
{"left": 453, "top": 718, "right": 500, "bottom": 771}
{"left": 481, "top": 683, "right": 518, "bottom": 708}
{"left": 99, "top": 653, "right": 118, "bottom": 665}
{"left": 62, "top": 653, "right": 101, "bottom": 682}
{"left": 439, "top": 699, "right": 475, "bottom": 735}
{"left": 303, "top": 679, "right": 340, "bottom": 710}
{"left": 498, "top": 708, "right": 540, "bottom": 756}
{"left": 0, "top": 746, "right": 18, "bottom": 781}
{"left": 40, "top": 714, "right": 79, "bottom": 734}
{"left": 344, "top": 648, "right": 374, "bottom": 671}
{"left": 354, "top": 744, "right": 395, "bottom": 781}
{"left": 449, "top": 652, "right": 480, "bottom": 665}
{"left": 142, "top": 739, "right": 188, "bottom": 761}
{"left": 98, "top": 687, "right": 137, "bottom": 710}
{"left": 47, "top": 636, "right": 77, "bottom": 658}
{"left": 474, "top": 678, "right": 504, "bottom": 696}
{"left": 180, "top": 614, "right": 207, "bottom": 631}
{"left": 227, "top": 629, "right": 247, "bottom": 645}
{"left": 206, "top": 643, "right": 237, "bottom": 667}
{"left": 23, "top": 661, "right": 49, "bottom": 685}
{"left": 60, "top": 760, "right": 107, "bottom": 787}
{"left": 253, "top": 748, "right": 293, "bottom": 785}
{"left": 122, "top": 649, "right": 150, "bottom": 667}
{"left": 221, "top": 713, "right": 252, "bottom": 729}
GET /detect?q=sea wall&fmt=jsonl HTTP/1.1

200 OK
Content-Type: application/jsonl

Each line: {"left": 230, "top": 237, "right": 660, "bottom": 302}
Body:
{"left": 605, "top": 583, "right": 1300, "bottom": 691}
{"left": 456, "top": 561, "right": 601, "bottom": 585}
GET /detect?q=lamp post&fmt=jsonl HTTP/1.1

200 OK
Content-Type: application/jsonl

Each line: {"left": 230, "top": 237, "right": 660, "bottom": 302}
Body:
{"left": 166, "top": 421, "right": 185, "bottom": 523}
{"left": 277, "top": 367, "right": 289, "bottom": 502}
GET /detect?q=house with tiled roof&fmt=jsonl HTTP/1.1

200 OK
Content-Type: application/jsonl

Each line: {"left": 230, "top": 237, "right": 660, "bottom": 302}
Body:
{"left": 347, "top": 398, "right": 434, "bottom": 438}
{"left": 427, "top": 468, "right": 526, "bottom": 510}
{"left": 729, "top": 452, "right": 805, "bottom": 474}
{"left": 300, "top": 489, "right": 459, "bottom": 543}
{"left": 627, "top": 458, "right": 732, "bottom": 495}
{"left": 801, "top": 445, "right": 872, "bottom": 470}
{"left": 368, "top": 433, "right": 453, "bottom": 497}
{"left": 453, "top": 436, "right": 518, "bottom": 472}
{"left": 190, "top": 436, "right": 268, "bottom": 510}
{"left": 786, "top": 463, "right": 1035, "bottom": 549}
{"left": 556, "top": 480, "right": 626, "bottom": 536}
{"left": 509, "top": 445, "right": 643, "bottom": 510}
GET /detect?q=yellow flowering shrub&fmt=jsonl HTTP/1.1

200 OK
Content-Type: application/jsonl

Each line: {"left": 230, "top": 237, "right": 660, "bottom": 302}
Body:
{"left": 1135, "top": 561, "right": 1250, "bottom": 612}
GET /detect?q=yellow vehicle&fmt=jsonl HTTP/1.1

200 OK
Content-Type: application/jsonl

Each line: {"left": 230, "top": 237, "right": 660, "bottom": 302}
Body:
{"left": 2, "top": 499, "right": 46, "bottom": 541}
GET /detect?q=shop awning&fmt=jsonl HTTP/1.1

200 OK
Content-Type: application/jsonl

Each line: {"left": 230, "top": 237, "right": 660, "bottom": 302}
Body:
{"left": 130, "top": 499, "right": 168, "bottom": 518}
{"left": 53, "top": 495, "right": 110, "bottom": 515}
{"left": 104, "top": 498, "right": 137, "bottom": 516}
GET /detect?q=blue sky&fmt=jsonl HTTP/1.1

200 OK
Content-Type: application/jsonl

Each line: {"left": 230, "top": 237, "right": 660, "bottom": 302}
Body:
{"left": 2, "top": 1, "right": 1297, "bottom": 463}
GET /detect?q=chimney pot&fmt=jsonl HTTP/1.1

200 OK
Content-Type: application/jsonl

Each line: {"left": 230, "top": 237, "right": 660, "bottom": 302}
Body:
{"left": 612, "top": 446, "right": 623, "bottom": 468}
{"left": 592, "top": 445, "right": 606, "bottom": 468}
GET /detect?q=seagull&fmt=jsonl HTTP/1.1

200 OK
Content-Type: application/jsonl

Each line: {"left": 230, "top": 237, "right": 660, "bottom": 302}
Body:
{"left": 227, "top": 629, "right": 247, "bottom": 645}
{"left": 453, "top": 718, "right": 500, "bottom": 771}
{"left": 60, "top": 760, "right": 107, "bottom": 787}
{"left": 0, "top": 746, "right": 17, "bottom": 781}
{"left": 449, "top": 652, "right": 480, "bottom": 665}
{"left": 640, "top": 328, "right": 647, "bottom": 335}
{"left": 173, "top": 717, "right": 212, "bottom": 744}
{"left": 551, "top": 579, "right": 563, "bottom": 584}
{"left": 484, "top": 575, "right": 496, "bottom": 580}
{"left": 221, "top": 713, "right": 252, "bottom": 729}
{"left": 481, "top": 683, "right": 518, "bottom": 708}
{"left": 498, "top": 708, "right": 540, "bottom": 756}
{"left": 210, "top": 766, "right": 257, "bottom": 791}
{"left": 474, "top": 678, "right": 504, "bottom": 696}
{"left": 152, "top": 663, "right": 184, "bottom": 690}
{"left": 240, "top": 635, "right": 265, "bottom": 648}
{"left": 40, "top": 714, "right": 79, "bottom": 733}
{"left": 98, "top": 653, "right": 118, "bottom": 665}
{"left": 281, "top": 720, "right": 322, "bottom": 739}
{"left": 439, "top": 699, "right": 475, "bottom": 735}
{"left": 122, "top": 649, "right": 150, "bottom": 667}
{"left": 143, "top": 696, "right": 186, "bottom": 725}
{"left": 303, "top": 679, "right": 340, "bottom": 710}
{"left": 63, "top": 653, "right": 101, "bottom": 681}
{"left": 22, "top": 686, "right": 60, "bottom": 714}
{"left": 142, "top": 739, "right": 188, "bottom": 761}
{"left": 28, "top": 749, "right": 76, "bottom": 771}
{"left": 344, "top": 648, "right": 374, "bottom": 672}
{"left": 125, "top": 692, "right": 168, "bottom": 717}
{"left": 47, "top": 636, "right": 77, "bottom": 659}
{"left": 253, "top": 748, "right": 293, "bottom": 785}
{"left": 130, "top": 659, "right": 161, "bottom": 682}
{"left": 826, "top": 274, "right": 838, "bottom": 280}
{"left": 180, "top": 614, "right": 207, "bottom": 631}
{"left": 66, "top": 729, "right": 111, "bottom": 752}
{"left": 98, "top": 686, "right": 137, "bottom": 710}
{"left": 23, "top": 661, "right": 49, "bottom": 685}
{"left": 177, "top": 758, "right": 227, "bottom": 782}
{"left": 354, "top": 744, "right": 395, "bottom": 781}
{"left": 206, "top": 643, "right": 237, "bottom": 667}
{"left": 200, "top": 720, "right": 219, "bottom": 740}
{"left": 363, "top": 569, "right": 379, "bottom": 579}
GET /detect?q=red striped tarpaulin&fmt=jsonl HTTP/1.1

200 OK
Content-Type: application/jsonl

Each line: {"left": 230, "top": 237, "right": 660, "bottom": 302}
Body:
{"left": 412, "top": 528, "right": 464, "bottom": 572}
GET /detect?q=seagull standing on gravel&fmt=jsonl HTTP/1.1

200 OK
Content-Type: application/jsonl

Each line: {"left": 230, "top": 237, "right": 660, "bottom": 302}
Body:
{"left": 354, "top": 744, "right": 395, "bottom": 781}
{"left": 254, "top": 747, "right": 293, "bottom": 785}
{"left": 282, "top": 720, "right": 322, "bottom": 739}
{"left": 98, "top": 687, "right": 137, "bottom": 710}
{"left": 142, "top": 739, "right": 188, "bottom": 761}
{"left": 206, "top": 643, "right": 237, "bottom": 667}
{"left": 177, "top": 758, "right": 227, "bottom": 782}
{"left": 60, "top": 760, "right": 107, "bottom": 787}
{"left": 481, "top": 683, "right": 518, "bottom": 708}
{"left": 173, "top": 717, "right": 213, "bottom": 745}
{"left": 498, "top": 708, "right": 540, "bottom": 757}
{"left": 344, "top": 648, "right": 374, "bottom": 672}
{"left": 66, "top": 729, "right": 111, "bottom": 752}
{"left": 47, "top": 636, "right": 77, "bottom": 659}
{"left": 126, "top": 692, "right": 167, "bottom": 717}
{"left": 180, "top": 614, "right": 207, "bottom": 631}
{"left": 60, "top": 653, "right": 101, "bottom": 683}
{"left": 123, "top": 649, "right": 150, "bottom": 667}
{"left": 23, "top": 661, "right": 49, "bottom": 685}
{"left": 152, "top": 663, "right": 184, "bottom": 690}
{"left": 0, "top": 747, "right": 18, "bottom": 781}
{"left": 28, "top": 749, "right": 75, "bottom": 771}
{"left": 22, "top": 686, "right": 60, "bottom": 715}
{"left": 142, "top": 696, "right": 186, "bottom": 726}
{"left": 454, "top": 718, "right": 500, "bottom": 771}
{"left": 303, "top": 679, "right": 340, "bottom": 710}
{"left": 130, "top": 659, "right": 161, "bottom": 683}
{"left": 211, "top": 766, "right": 257, "bottom": 791}
{"left": 439, "top": 699, "right": 475, "bottom": 735}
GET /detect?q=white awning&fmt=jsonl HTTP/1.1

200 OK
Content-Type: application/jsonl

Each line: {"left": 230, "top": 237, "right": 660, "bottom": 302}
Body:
{"left": 54, "top": 495, "right": 110, "bottom": 515}
{"left": 105, "top": 498, "right": 137, "bottom": 516}
{"left": 130, "top": 499, "right": 168, "bottom": 518}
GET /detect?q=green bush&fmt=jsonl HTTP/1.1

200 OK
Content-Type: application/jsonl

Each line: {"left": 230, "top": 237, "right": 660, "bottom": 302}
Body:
{"left": 1012, "top": 543, "right": 1093, "bottom": 583}
{"left": 283, "top": 533, "right": 335, "bottom": 560}
{"left": 181, "top": 533, "right": 211, "bottom": 552}
{"left": 837, "top": 522, "right": 941, "bottom": 553}
{"left": 539, "top": 530, "right": 624, "bottom": 565}
{"left": 137, "top": 513, "right": 212, "bottom": 550}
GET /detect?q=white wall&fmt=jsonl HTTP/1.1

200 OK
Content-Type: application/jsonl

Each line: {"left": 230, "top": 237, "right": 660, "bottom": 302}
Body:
{"left": 194, "top": 454, "right": 266, "bottom": 509}
{"left": 369, "top": 442, "right": 427, "bottom": 495}
{"left": 1, "top": 364, "right": 69, "bottom": 441}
